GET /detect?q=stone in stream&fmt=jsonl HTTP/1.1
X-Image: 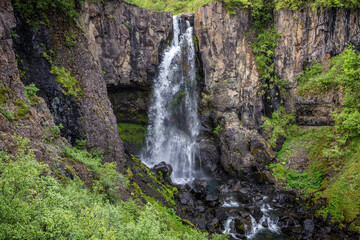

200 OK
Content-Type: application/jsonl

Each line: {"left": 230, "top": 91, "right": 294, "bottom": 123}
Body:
{"left": 205, "top": 193, "right": 219, "bottom": 207}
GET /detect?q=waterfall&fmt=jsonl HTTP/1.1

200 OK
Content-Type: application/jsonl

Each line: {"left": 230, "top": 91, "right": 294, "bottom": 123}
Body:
{"left": 141, "top": 15, "right": 201, "bottom": 185}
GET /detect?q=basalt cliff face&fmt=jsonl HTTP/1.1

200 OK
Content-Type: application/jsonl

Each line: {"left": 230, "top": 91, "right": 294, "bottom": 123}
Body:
{"left": 195, "top": 2, "right": 275, "bottom": 176}
{"left": 80, "top": 1, "right": 173, "bottom": 124}
{"left": 275, "top": 7, "right": 360, "bottom": 126}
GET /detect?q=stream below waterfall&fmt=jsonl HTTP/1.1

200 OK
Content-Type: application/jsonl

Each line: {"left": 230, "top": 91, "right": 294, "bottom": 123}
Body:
{"left": 140, "top": 15, "right": 353, "bottom": 240}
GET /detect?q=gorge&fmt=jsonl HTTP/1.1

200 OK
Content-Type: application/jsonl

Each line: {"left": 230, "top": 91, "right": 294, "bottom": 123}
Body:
{"left": 0, "top": 0, "right": 360, "bottom": 239}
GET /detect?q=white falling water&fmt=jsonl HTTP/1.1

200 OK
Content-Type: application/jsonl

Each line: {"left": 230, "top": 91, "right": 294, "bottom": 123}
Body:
{"left": 245, "top": 203, "right": 280, "bottom": 239}
{"left": 141, "top": 16, "right": 200, "bottom": 184}
{"left": 222, "top": 217, "right": 240, "bottom": 240}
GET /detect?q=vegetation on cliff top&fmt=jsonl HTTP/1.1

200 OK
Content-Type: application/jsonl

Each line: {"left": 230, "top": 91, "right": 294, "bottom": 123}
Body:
{"left": 125, "top": 0, "right": 359, "bottom": 14}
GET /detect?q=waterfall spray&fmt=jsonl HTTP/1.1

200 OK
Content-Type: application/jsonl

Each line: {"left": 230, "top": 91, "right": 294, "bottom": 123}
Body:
{"left": 141, "top": 16, "right": 201, "bottom": 184}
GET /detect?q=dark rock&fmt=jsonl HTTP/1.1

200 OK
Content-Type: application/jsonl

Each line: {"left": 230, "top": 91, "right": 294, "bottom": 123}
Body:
{"left": 234, "top": 218, "right": 247, "bottom": 234}
{"left": 192, "top": 179, "right": 208, "bottom": 198}
{"left": 206, "top": 218, "right": 219, "bottom": 233}
{"left": 152, "top": 162, "right": 173, "bottom": 183}
{"left": 303, "top": 219, "right": 315, "bottom": 238}
{"left": 254, "top": 171, "right": 270, "bottom": 184}
{"left": 179, "top": 192, "right": 195, "bottom": 206}
{"left": 232, "top": 182, "right": 242, "bottom": 192}
{"left": 195, "top": 219, "right": 206, "bottom": 229}
{"left": 236, "top": 191, "right": 250, "bottom": 204}
{"left": 196, "top": 206, "right": 206, "bottom": 213}
{"left": 218, "top": 184, "right": 230, "bottom": 195}
{"left": 181, "top": 12, "right": 195, "bottom": 26}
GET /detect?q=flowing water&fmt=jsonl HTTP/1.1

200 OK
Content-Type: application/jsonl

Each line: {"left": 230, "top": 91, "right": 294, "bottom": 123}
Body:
{"left": 141, "top": 16, "right": 201, "bottom": 185}
{"left": 142, "top": 15, "right": 283, "bottom": 239}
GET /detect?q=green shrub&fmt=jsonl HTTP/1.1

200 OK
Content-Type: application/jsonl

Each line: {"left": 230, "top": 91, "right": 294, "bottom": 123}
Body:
{"left": 0, "top": 135, "right": 222, "bottom": 240}
{"left": 50, "top": 66, "right": 84, "bottom": 98}
{"left": 12, "top": 0, "right": 82, "bottom": 26}
{"left": 261, "top": 106, "right": 297, "bottom": 147}
{"left": 24, "top": 83, "right": 39, "bottom": 105}
{"left": 0, "top": 107, "right": 16, "bottom": 121}
{"left": 297, "top": 46, "right": 360, "bottom": 141}
{"left": 213, "top": 124, "right": 221, "bottom": 135}
{"left": 64, "top": 30, "right": 77, "bottom": 47}
{"left": 274, "top": 0, "right": 360, "bottom": 10}
{"left": 14, "top": 99, "right": 30, "bottom": 119}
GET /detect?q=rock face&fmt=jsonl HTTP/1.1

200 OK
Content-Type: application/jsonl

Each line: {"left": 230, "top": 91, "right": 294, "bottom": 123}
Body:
{"left": 194, "top": 2, "right": 275, "bottom": 174}
{"left": 274, "top": 8, "right": 360, "bottom": 125}
{"left": 12, "top": 3, "right": 125, "bottom": 165}
{"left": 0, "top": 0, "right": 66, "bottom": 164}
{"left": 80, "top": 1, "right": 173, "bottom": 124}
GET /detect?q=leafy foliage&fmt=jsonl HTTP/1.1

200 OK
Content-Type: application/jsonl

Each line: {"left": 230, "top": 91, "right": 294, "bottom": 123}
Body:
{"left": 12, "top": 0, "right": 82, "bottom": 26}
{"left": 261, "top": 106, "right": 297, "bottom": 147}
{"left": 274, "top": 0, "right": 360, "bottom": 10}
{"left": 24, "top": 83, "right": 39, "bottom": 105}
{"left": 0, "top": 107, "right": 16, "bottom": 121}
{"left": 0, "top": 135, "right": 219, "bottom": 239}
{"left": 298, "top": 47, "right": 360, "bottom": 141}
{"left": 126, "top": 0, "right": 214, "bottom": 14}
{"left": 50, "top": 66, "right": 84, "bottom": 98}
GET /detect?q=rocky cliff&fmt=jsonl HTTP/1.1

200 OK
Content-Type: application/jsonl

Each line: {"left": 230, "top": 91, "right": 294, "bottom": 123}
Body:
{"left": 275, "top": 7, "right": 360, "bottom": 125}
{"left": 80, "top": 1, "right": 173, "bottom": 124}
{"left": 195, "top": 2, "right": 275, "bottom": 176}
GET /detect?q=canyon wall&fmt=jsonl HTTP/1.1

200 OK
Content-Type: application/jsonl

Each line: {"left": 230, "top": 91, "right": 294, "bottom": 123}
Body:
{"left": 195, "top": 2, "right": 275, "bottom": 176}
{"left": 80, "top": 1, "right": 173, "bottom": 124}
{"left": 275, "top": 7, "right": 360, "bottom": 126}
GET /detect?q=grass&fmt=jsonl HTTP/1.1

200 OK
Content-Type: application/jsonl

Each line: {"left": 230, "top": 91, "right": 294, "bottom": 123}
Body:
{"left": 272, "top": 126, "right": 360, "bottom": 230}
{"left": 117, "top": 123, "right": 147, "bottom": 148}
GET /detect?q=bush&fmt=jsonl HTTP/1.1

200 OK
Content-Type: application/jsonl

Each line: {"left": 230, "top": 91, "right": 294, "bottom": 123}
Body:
{"left": 0, "top": 107, "right": 16, "bottom": 121}
{"left": 297, "top": 46, "right": 360, "bottom": 141}
{"left": 12, "top": 0, "right": 81, "bottom": 26}
{"left": 274, "top": 0, "right": 360, "bottom": 10}
{"left": 0, "top": 135, "right": 219, "bottom": 239}
{"left": 50, "top": 66, "right": 84, "bottom": 98}
{"left": 24, "top": 83, "right": 39, "bottom": 105}
{"left": 261, "top": 106, "right": 297, "bottom": 147}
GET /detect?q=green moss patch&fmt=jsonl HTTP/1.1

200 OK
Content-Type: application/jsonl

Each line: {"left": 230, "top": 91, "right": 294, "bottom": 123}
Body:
{"left": 117, "top": 123, "right": 147, "bottom": 150}
{"left": 50, "top": 66, "right": 84, "bottom": 98}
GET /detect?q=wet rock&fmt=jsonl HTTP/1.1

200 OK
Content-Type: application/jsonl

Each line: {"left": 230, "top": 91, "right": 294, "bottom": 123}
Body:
{"left": 181, "top": 12, "right": 194, "bottom": 26}
{"left": 236, "top": 191, "right": 250, "bottom": 204}
{"left": 218, "top": 184, "right": 230, "bottom": 195}
{"left": 232, "top": 182, "right": 242, "bottom": 192}
{"left": 205, "top": 193, "right": 219, "bottom": 207}
{"left": 303, "top": 219, "right": 315, "bottom": 238}
{"left": 192, "top": 179, "right": 208, "bottom": 198}
{"left": 206, "top": 218, "right": 219, "bottom": 233}
{"left": 197, "top": 136, "right": 223, "bottom": 177}
{"left": 246, "top": 206, "right": 263, "bottom": 222}
{"left": 234, "top": 218, "right": 248, "bottom": 234}
{"left": 179, "top": 192, "right": 195, "bottom": 206}
{"left": 152, "top": 162, "right": 173, "bottom": 183}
